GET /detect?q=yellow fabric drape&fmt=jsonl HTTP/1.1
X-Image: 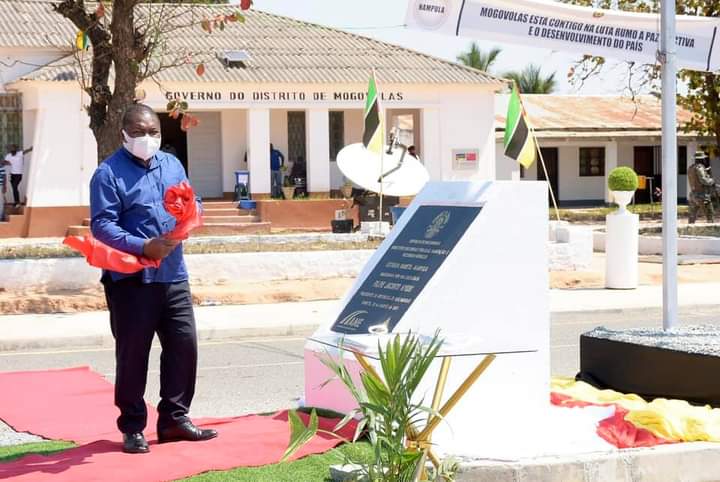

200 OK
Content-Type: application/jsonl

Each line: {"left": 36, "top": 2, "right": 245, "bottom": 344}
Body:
{"left": 552, "top": 377, "right": 720, "bottom": 442}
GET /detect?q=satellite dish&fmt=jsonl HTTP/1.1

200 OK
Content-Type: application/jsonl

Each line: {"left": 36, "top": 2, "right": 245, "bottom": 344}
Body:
{"left": 337, "top": 143, "right": 430, "bottom": 197}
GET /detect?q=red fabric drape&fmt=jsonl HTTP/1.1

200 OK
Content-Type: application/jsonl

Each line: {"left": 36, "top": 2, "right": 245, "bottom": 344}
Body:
{"left": 550, "top": 392, "right": 672, "bottom": 448}
{"left": 163, "top": 181, "right": 203, "bottom": 241}
{"left": 63, "top": 235, "right": 160, "bottom": 274}
{"left": 64, "top": 182, "right": 203, "bottom": 271}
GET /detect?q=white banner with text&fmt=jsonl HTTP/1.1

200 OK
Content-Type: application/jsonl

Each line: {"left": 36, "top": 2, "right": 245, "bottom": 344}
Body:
{"left": 405, "top": 0, "right": 720, "bottom": 72}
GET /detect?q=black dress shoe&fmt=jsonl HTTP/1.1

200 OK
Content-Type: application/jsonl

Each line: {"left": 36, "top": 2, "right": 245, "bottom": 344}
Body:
{"left": 157, "top": 421, "right": 218, "bottom": 443}
{"left": 122, "top": 432, "right": 149, "bottom": 454}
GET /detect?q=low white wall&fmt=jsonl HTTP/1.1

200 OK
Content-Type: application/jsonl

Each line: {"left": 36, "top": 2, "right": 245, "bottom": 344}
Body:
{"left": 549, "top": 224, "right": 593, "bottom": 271}
{"left": 594, "top": 231, "right": 720, "bottom": 255}
{"left": 0, "top": 250, "right": 375, "bottom": 292}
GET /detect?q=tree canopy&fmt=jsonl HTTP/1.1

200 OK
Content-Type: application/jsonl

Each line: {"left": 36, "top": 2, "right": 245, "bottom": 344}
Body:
{"left": 504, "top": 64, "right": 557, "bottom": 94}
{"left": 54, "top": 0, "right": 251, "bottom": 161}
{"left": 456, "top": 43, "right": 502, "bottom": 73}
{"left": 563, "top": 0, "right": 720, "bottom": 152}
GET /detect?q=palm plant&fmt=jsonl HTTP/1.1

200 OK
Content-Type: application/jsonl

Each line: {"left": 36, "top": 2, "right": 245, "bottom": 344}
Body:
{"left": 283, "top": 332, "right": 446, "bottom": 482}
{"left": 456, "top": 42, "right": 501, "bottom": 73}
{"left": 504, "top": 64, "right": 557, "bottom": 93}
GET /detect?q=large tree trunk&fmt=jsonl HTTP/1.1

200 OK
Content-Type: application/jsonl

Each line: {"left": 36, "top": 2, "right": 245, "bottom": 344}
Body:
{"left": 97, "top": 0, "right": 140, "bottom": 161}
{"left": 55, "top": 0, "right": 141, "bottom": 162}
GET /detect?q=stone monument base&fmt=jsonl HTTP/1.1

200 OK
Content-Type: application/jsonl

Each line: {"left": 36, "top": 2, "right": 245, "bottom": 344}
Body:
{"left": 578, "top": 326, "right": 720, "bottom": 407}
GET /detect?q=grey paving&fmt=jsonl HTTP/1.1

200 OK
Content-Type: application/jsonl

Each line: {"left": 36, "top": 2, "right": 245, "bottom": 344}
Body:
{"left": 2, "top": 306, "right": 719, "bottom": 451}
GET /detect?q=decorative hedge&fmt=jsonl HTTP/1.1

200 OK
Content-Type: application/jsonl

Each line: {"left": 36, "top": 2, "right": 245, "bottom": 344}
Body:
{"left": 608, "top": 166, "right": 639, "bottom": 191}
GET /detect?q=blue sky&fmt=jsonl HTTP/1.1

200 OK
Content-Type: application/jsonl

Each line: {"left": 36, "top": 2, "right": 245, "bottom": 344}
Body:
{"left": 234, "top": 0, "right": 629, "bottom": 94}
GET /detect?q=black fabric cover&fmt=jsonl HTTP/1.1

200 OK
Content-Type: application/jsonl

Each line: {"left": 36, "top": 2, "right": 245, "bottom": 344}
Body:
{"left": 331, "top": 220, "right": 353, "bottom": 233}
{"left": 577, "top": 334, "right": 720, "bottom": 407}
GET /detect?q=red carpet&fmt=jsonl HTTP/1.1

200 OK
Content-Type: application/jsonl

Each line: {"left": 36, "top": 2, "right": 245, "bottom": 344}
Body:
{"left": 0, "top": 367, "right": 155, "bottom": 445}
{"left": 0, "top": 367, "right": 353, "bottom": 481}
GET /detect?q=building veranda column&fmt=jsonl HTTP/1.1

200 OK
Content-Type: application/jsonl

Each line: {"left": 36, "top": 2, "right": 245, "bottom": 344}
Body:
{"left": 246, "top": 108, "right": 271, "bottom": 199}
{"left": 421, "top": 108, "right": 441, "bottom": 180}
{"left": 305, "top": 108, "right": 330, "bottom": 198}
{"left": 604, "top": 140, "right": 618, "bottom": 204}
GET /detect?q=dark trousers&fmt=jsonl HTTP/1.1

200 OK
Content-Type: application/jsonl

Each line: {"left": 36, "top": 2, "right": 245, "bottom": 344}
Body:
{"left": 10, "top": 174, "right": 21, "bottom": 205}
{"left": 103, "top": 276, "right": 198, "bottom": 434}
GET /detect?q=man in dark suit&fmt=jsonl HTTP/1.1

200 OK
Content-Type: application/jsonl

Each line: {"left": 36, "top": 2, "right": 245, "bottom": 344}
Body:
{"left": 90, "top": 104, "right": 217, "bottom": 454}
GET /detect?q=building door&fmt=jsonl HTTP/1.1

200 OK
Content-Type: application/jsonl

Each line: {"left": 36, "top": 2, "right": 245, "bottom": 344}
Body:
{"left": 287, "top": 111, "right": 306, "bottom": 163}
{"left": 159, "top": 113, "right": 188, "bottom": 174}
{"left": 634, "top": 146, "right": 654, "bottom": 203}
{"left": 537, "top": 147, "right": 559, "bottom": 204}
{"left": 187, "top": 112, "right": 222, "bottom": 198}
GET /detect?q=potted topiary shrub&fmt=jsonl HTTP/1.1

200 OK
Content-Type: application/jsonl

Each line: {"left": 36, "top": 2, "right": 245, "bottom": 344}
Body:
{"left": 282, "top": 175, "right": 296, "bottom": 200}
{"left": 607, "top": 166, "right": 639, "bottom": 213}
{"left": 605, "top": 166, "right": 639, "bottom": 289}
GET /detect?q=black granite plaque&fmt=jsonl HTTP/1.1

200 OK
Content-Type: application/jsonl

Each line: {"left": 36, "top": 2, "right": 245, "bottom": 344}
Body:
{"left": 331, "top": 205, "right": 482, "bottom": 335}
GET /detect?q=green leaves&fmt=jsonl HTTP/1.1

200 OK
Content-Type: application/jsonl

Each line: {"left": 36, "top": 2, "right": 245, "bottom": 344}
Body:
{"left": 281, "top": 409, "right": 319, "bottom": 463}
{"left": 282, "top": 333, "right": 444, "bottom": 481}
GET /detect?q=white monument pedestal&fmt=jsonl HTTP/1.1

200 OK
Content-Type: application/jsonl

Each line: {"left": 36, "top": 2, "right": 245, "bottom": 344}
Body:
{"left": 605, "top": 210, "right": 639, "bottom": 289}
{"left": 304, "top": 181, "right": 551, "bottom": 459}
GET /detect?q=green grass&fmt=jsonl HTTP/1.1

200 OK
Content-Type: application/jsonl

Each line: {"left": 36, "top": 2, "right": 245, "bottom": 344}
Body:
{"left": 556, "top": 204, "right": 689, "bottom": 223}
{"left": 182, "top": 442, "right": 373, "bottom": 482}
{"left": 0, "top": 440, "right": 76, "bottom": 463}
{"left": 0, "top": 238, "right": 382, "bottom": 261}
{"left": 0, "top": 439, "right": 372, "bottom": 482}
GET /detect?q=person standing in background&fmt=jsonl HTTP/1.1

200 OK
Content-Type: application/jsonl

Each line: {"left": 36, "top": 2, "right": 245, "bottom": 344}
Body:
{"left": 3, "top": 144, "right": 32, "bottom": 208}
{"left": 270, "top": 143, "right": 285, "bottom": 198}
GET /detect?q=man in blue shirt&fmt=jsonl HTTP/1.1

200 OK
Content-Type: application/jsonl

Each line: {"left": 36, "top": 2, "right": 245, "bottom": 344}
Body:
{"left": 270, "top": 143, "right": 285, "bottom": 198}
{"left": 90, "top": 104, "right": 216, "bottom": 454}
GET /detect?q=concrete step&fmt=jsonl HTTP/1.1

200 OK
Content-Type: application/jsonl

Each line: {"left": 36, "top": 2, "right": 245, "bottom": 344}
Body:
{"left": 0, "top": 210, "right": 27, "bottom": 238}
{"left": 201, "top": 201, "right": 240, "bottom": 208}
{"left": 202, "top": 208, "right": 256, "bottom": 216}
{"left": 201, "top": 215, "right": 259, "bottom": 223}
{"left": 191, "top": 222, "right": 272, "bottom": 236}
{"left": 66, "top": 225, "right": 90, "bottom": 237}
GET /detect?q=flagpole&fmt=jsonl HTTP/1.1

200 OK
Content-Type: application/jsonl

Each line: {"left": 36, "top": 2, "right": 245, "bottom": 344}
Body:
{"left": 379, "top": 143, "right": 384, "bottom": 235}
{"left": 513, "top": 81, "right": 561, "bottom": 223}
{"left": 376, "top": 69, "right": 385, "bottom": 235}
{"left": 535, "top": 140, "right": 561, "bottom": 223}
{"left": 661, "top": 0, "right": 678, "bottom": 329}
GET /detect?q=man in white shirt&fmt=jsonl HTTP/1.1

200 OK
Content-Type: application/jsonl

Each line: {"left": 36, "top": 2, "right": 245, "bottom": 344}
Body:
{"left": 3, "top": 144, "right": 32, "bottom": 208}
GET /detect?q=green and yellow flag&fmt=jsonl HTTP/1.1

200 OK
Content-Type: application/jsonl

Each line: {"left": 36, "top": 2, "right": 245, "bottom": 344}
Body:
{"left": 76, "top": 31, "right": 89, "bottom": 51}
{"left": 363, "top": 72, "right": 383, "bottom": 156}
{"left": 504, "top": 86, "right": 536, "bottom": 169}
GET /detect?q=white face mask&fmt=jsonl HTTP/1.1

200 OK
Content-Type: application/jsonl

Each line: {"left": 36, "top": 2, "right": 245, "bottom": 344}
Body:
{"left": 122, "top": 130, "right": 161, "bottom": 161}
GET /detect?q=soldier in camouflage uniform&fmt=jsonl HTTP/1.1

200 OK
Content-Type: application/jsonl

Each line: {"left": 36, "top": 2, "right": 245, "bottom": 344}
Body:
{"left": 687, "top": 151, "right": 716, "bottom": 224}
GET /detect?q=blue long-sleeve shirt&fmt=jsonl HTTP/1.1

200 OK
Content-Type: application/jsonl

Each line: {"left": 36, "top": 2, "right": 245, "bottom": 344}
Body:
{"left": 270, "top": 149, "right": 284, "bottom": 171}
{"left": 90, "top": 148, "right": 196, "bottom": 283}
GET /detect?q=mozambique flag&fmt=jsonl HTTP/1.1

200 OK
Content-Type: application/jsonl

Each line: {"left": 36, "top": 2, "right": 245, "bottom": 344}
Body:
{"left": 76, "top": 31, "right": 89, "bottom": 50}
{"left": 503, "top": 86, "right": 537, "bottom": 169}
{"left": 363, "top": 72, "right": 383, "bottom": 156}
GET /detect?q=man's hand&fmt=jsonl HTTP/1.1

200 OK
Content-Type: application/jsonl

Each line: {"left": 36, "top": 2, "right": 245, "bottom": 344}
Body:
{"left": 143, "top": 238, "right": 180, "bottom": 260}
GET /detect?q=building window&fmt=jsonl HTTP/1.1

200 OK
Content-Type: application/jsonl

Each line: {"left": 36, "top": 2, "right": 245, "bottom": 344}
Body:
{"left": 0, "top": 94, "right": 22, "bottom": 152}
{"left": 579, "top": 147, "right": 605, "bottom": 176}
{"left": 329, "top": 111, "right": 344, "bottom": 162}
{"left": 287, "top": 111, "right": 306, "bottom": 163}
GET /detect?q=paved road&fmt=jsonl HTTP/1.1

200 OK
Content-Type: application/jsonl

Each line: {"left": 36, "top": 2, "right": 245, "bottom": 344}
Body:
{"left": 1, "top": 306, "right": 719, "bottom": 421}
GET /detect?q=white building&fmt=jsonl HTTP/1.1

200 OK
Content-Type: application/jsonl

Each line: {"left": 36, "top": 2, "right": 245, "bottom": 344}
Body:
{"left": 0, "top": 1, "right": 504, "bottom": 237}
{"left": 495, "top": 95, "right": 707, "bottom": 205}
